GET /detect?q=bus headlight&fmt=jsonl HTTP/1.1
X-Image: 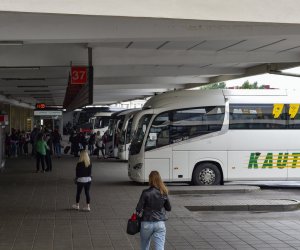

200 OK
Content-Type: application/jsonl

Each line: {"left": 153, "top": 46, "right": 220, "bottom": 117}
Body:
{"left": 133, "top": 163, "right": 143, "bottom": 170}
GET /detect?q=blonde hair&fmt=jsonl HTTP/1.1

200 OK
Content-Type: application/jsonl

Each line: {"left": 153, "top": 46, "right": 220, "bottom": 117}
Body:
{"left": 79, "top": 150, "right": 90, "bottom": 167}
{"left": 149, "top": 171, "right": 168, "bottom": 195}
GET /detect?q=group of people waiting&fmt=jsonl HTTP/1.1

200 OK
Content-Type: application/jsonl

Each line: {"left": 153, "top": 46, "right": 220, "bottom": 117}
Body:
{"left": 5, "top": 126, "right": 63, "bottom": 173}
{"left": 5, "top": 128, "right": 31, "bottom": 158}
{"left": 68, "top": 130, "right": 108, "bottom": 158}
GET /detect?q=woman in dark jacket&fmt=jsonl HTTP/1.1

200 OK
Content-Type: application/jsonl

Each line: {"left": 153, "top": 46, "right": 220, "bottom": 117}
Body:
{"left": 136, "top": 171, "right": 171, "bottom": 250}
{"left": 72, "top": 150, "right": 92, "bottom": 211}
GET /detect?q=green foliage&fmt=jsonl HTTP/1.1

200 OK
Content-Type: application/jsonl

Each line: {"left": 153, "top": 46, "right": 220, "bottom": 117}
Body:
{"left": 200, "top": 80, "right": 265, "bottom": 89}
{"left": 200, "top": 82, "right": 226, "bottom": 89}
{"left": 238, "top": 80, "right": 264, "bottom": 89}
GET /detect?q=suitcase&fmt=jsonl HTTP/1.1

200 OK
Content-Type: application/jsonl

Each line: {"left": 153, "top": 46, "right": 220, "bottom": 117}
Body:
{"left": 93, "top": 148, "right": 99, "bottom": 156}
{"left": 64, "top": 146, "right": 71, "bottom": 154}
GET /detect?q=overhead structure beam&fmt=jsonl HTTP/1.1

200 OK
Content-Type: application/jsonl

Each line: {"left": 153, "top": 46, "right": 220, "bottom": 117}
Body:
{"left": 93, "top": 48, "right": 300, "bottom": 66}
{"left": 93, "top": 66, "right": 244, "bottom": 77}
{"left": 206, "top": 62, "right": 300, "bottom": 84}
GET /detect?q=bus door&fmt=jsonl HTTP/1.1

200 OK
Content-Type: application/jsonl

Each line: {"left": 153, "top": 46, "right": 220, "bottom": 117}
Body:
{"left": 144, "top": 149, "right": 172, "bottom": 182}
{"left": 144, "top": 112, "right": 172, "bottom": 181}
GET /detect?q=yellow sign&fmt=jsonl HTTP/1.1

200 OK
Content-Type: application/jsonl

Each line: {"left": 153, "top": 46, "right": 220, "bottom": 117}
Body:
{"left": 289, "top": 104, "right": 299, "bottom": 118}
{"left": 272, "top": 104, "right": 284, "bottom": 118}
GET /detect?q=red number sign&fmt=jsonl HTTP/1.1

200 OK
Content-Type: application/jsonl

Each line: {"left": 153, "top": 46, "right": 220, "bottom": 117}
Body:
{"left": 36, "top": 103, "right": 46, "bottom": 109}
{"left": 71, "top": 66, "right": 87, "bottom": 84}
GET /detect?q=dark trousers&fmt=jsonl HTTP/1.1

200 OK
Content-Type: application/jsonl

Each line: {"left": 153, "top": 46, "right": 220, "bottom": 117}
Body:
{"left": 36, "top": 152, "right": 45, "bottom": 171}
{"left": 45, "top": 151, "right": 52, "bottom": 171}
{"left": 76, "top": 182, "right": 91, "bottom": 204}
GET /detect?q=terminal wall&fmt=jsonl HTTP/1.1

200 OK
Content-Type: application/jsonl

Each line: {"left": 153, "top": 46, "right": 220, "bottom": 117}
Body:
{"left": 0, "top": 104, "right": 33, "bottom": 133}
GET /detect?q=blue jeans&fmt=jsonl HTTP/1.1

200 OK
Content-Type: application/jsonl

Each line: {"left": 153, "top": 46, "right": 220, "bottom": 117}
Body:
{"left": 53, "top": 143, "right": 61, "bottom": 157}
{"left": 140, "top": 221, "right": 166, "bottom": 250}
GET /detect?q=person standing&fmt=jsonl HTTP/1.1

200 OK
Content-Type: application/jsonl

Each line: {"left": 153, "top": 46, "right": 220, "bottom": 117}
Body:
{"left": 72, "top": 150, "right": 92, "bottom": 211}
{"left": 88, "top": 133, "right": 96, "bottom": 156}
{"left": 30, "top": 127, "right": 39, "bottom": 156}
{"left": 44, "top": 134, "right": 53, "bottom": 172}
{"left": 35, "top": 133, "right": 49, "bottom": 173}
{"left": 95, "top": 131, "right": 105, "bottom": 159}
{"left": 23, "top": 132, "right": 30, "bottom": 156}
{"left": 136, "top": 171, "right": 171, "bottom": 250}
{"left": 52, "top": 127, "right": 62, "bottom": 158}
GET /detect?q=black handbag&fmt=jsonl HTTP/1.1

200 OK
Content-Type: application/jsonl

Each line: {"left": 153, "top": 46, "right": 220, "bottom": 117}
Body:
{"left": 126, "top": 213, "right": 141, "bottom": 235}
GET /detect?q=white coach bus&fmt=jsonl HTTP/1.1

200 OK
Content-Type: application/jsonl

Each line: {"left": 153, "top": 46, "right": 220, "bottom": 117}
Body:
{"left": 118, "top": 109, "right": 141, "bottom": 160}
{"left": 128, "top": 89, "right": 300, "bottom": 185}
{"left": 90, "top": 111, "right": 114, "bottom": 136}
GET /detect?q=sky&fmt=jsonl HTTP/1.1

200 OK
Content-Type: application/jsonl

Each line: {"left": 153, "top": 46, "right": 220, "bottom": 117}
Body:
{"left": 225, "top": 66, "right": 300, "bottom": 90}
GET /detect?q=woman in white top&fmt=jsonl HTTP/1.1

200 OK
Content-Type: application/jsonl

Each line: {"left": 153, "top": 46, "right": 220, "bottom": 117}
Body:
{"left": 72, "top": 150, "right": 92, "bottom": 211}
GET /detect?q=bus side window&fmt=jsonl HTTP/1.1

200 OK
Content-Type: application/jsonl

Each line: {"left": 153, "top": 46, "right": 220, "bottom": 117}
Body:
{"left": 157, "top": 129, "right": 169, "bottom": 147}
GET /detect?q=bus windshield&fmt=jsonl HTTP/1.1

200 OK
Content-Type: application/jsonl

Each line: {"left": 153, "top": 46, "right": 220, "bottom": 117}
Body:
{"left": 95, "top": 117, "right": 110, "bottom": 129}
{"left": 130, "top": 114, "right": 153, "bottom": 155}
{"left": 126, "top": 118, "right": 134, "bottom": 144}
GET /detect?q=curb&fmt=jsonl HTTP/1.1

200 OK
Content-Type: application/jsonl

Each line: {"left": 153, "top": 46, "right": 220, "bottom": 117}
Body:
{"left": 185, "top": 199, "right": 300, "bottom": 212}
{"left": 169, "top": 185, "right": 260, "bottom": 195}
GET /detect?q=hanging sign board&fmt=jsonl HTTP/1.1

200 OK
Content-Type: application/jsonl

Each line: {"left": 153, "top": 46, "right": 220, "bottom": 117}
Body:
{"left": 34, "top": 110, "right": 62, "bottom": 116}
{"left": 71, "top": 66, "right": 87, "bottom": 84}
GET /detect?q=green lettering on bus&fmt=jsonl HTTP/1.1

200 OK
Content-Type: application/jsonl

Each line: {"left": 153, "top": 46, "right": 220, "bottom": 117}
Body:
{"left": 248, "top": 152, "right": 261, "bottom": 169}
{"left": 262, "top": 153, "right": 273, "bottom": 168}
{"left": 292, "top": 153, "right": 300, "bottom": 168}
{"left": 277, "top": 153, "right": 288, "bottom": 168}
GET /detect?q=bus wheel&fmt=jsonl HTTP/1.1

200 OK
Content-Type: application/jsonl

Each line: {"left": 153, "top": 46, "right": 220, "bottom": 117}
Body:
{"left": 192, "top": 163, "right": 221, "bottom": 185}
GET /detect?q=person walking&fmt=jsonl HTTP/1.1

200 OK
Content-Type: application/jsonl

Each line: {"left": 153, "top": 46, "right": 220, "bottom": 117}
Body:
{"left": 35, "top": 133, "right": 49, "bottom": 173}
{"left": 136, "top": 171, "right": 171, "bottom": 250}
{"left": 72, "top": 150, "right": 92, "bottom": 211}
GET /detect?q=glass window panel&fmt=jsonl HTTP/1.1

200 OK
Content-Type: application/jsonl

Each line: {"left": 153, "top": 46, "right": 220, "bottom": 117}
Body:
{"left": 145, "top": 106, "right": 225, "bottom": 151}
{"left": 229, "top": 104, "right": 286, "bottom": 129}
{"left": 287, "top": 104, "right": 300, "bottom": 129}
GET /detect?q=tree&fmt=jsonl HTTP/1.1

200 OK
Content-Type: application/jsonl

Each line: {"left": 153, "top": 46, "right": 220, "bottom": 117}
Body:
{"left": 238, "top": 80, "right": 264, "bottom": 89}
{"left": 199, "top": 80, "right": 265, "bottom": 89}
{"left": 200, "top": 82, "right": 226, "bottom": 89}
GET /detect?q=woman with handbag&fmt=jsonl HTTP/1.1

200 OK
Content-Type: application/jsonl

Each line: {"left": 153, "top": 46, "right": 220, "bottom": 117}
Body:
{"left": 72, "top": 150, "right": 92, "bottom": 211}
{"left": 136, "top": 171, "right": 171, "bottom": 250}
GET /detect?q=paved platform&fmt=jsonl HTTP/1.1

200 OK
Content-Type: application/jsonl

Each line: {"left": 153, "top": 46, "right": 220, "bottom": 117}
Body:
{"left": 2, "top": 156, "right": 300, "bottom": 249}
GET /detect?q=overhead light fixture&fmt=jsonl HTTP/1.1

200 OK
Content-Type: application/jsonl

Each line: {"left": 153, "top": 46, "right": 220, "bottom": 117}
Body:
{"left": 17, "top": 85, "right": 48, "bottom": 88}
{"left": 2, "top": 78, "right": 45, "bottom": 81}
{"left": 0, "top": 66, "right": 40, "bottom": 70}
{"left": 24, "top": 90, "right": 50, "bottom": 93}
{"left": 0, "top": 41, "right": 23, "bottom": 46}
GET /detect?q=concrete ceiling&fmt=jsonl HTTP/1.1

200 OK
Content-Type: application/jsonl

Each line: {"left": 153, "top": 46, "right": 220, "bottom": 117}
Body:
{"left": 0, "top": 9, "right": 300, "bottom": 107}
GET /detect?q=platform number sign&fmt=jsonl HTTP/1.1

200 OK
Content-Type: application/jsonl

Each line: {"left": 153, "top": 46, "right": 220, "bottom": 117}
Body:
{"left": 71, "top": 66, "right": 87, "bottom": 84}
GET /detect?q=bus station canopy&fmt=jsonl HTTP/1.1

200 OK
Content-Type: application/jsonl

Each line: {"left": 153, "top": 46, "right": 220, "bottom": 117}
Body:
{"left": 1, "top": 0, "right": 300, "bottom": 108}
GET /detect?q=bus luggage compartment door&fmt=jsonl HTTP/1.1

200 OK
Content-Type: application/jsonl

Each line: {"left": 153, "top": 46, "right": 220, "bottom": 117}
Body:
{"left": 228, "top": 151, "right": 287, "bottom": 181}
